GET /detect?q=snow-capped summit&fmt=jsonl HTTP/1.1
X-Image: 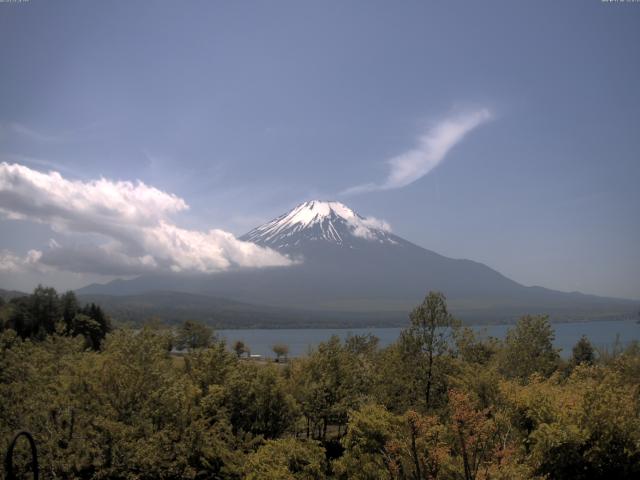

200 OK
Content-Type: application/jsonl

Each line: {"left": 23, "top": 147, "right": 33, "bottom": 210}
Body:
{"left": 241, "top": 200, "right": 397, "bottom": 250}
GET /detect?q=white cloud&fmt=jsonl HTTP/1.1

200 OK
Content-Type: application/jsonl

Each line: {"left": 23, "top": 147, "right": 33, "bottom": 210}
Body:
{"left": 0, "top": 162, "right": 293, "bottom": 276}
{"left": 343, "top": 109, "right": 493, "bottom": 195}
{"left": 0, "top": 249, "right": 45, "bottom": 273}
{"left": 350, "top": 215, "right": 392, "bottom": 240}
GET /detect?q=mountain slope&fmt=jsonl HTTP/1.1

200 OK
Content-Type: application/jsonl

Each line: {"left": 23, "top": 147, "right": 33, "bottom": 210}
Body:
{"left": 78, "top": 200, "right": 637, "bottom": 324}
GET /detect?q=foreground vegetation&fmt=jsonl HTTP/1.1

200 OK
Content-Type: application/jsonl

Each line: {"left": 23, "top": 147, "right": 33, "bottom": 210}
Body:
{"left": 1, "top": 289, "right": 639, "bottom": 479}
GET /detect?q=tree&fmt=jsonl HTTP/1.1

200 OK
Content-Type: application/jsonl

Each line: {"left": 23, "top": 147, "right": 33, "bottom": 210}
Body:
{"left": 449, "top": 389, "right": 497, "bottom": 480}
{"left": 345, "top": 333, "right": 379, "bottom": 357}
{"left": 273, "top": 343, "right": 289, "bottom": 362}
{"left": 174, "top": 320, "right": 212, "bottom": 350}
{"left": 73, "top": 302, "right": 111, "bottom": 350}
{"left": 400, "top": 291, "right": 458, "bottom": 410}
{"left": 454, "top": 327, "right": 498, "bottom": 366}
{"left": 184, "top": 338, "right": 236, "bottom": 394}
{"left": 244, "top": 438, "right": 326, "bottom": 480}
{"left": 29, "top": 285, "right": 61, "bottom": 338}
{"left": 571, "top": 335, "right": 595, "bottom": 366}
{"left": 385, "top": 410, "right": 452, "bottom": 479}
{"left": 290, "top": 336, "right": 371, "bottom": 440}
{"left": 70, "top": 313, "right": 104, "bottom": 350}
{"left": 5, "top": 286, "right": 61, "bottom": 340}
{"left": 224, "top": 362, "right": 299, "bottom": 438}
{"left": 501, "top": 365, "right": 640, "bottom": 479}
{"left": 60, "top": 290, "right": 79, "bottom": 332}
{"left": 5, "top": 296, "right": 34, "bottom": 339}
{"left": 498, "top": 315, "right": 560, "bottom": 381}
{"left": 233, "top": 340, "right": 247, "bottom": 358}
{"left": 334, "top": 404, "right": 398, "bottom": 479}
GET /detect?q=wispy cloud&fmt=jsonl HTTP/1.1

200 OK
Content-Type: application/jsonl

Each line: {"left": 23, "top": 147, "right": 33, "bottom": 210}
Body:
{"left": 6, "top": 123, "right": 66, "bottom": 143}
{"left": 0, "top": 122, "right": 101, "bottom": 144}
{"left": 0, "top": 162, "right": 293, "bottom": 276}
{"left": 342, "top": 109, "right": 493, "bottom": 195}
{"left": 0, "top": 153, "right": 78, "bottom": 177}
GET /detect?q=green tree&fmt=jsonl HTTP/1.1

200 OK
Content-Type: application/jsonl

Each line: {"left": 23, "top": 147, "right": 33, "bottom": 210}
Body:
{"left": 290, "top": 336, "right": 371, "bottom": 440}
{"left": 28, "top": 285, "right": 61, "bottom": 338}
{"left": 400, "top": 291, "right": 458, "bottom": 410}
{"left": 244, "top": 437, "right": 326, "bottom": 480}
{"left": 3, "top": 288, "right": 110, "bottom": 348}
{"left": 233, "top": 339, "right": 247, "bottom": 358}
{"left": 175, "top": 319, "right": 213, "bottom": 350}
{"left": 59, "top": 290, "right": 79, "bottom": 332}
{"left": 5, "top": 296, "right": 34, "bottom": 339}
{"left": 5, "top": 286, "right": 61, "bottom": 340}
{"left": 501, "top": 365, "right": 640, "bottom": 479}
{"left": 184, "top": 338, "right": 236, "bottom": 394}
{"left": 498, "top": 314, "right": 560, "bottom": 381}
{"left": 345, "top": 333, "right": 379, "bottom": 357}
{"left": 454, "top": 326, "right": 499, "bottom": 366}
{"left": 273, "top": 343, "right": 289, "bottom": 362}
{"left": 224, "top": 362, "right": 299, "bottom": 438}
{"left": 571, "top": 335, "right": 595, "bottom": 367}
{"left": 334, "top": 404, "right": 397, "bottom": 480}
{"left": 70, "top": 313, "right": 104, "bottom": 350}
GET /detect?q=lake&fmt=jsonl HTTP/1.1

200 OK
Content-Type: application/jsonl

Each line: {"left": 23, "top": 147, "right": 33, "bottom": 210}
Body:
{"left": 218, "top": 319, "right": 640, "bottom": 358}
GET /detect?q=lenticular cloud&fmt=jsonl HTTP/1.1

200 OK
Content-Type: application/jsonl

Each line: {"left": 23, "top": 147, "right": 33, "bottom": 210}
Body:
{"left": 0, "top": 162, "right": 292, "bottom": 275}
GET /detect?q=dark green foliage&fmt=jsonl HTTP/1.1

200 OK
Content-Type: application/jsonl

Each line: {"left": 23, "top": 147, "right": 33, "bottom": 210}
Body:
{"left": 60, "top": 290, "right": 79, "bottom": 329}
{"left": 1, "top": 287, "right": 110, "bottom": 349}
{"left": 233, "top": 340, "right": 247, "bottom": 358}
{"left": 78, "top": 302, "right": 111, "bottom": 338}
{"left": 4, "top": 286, "right": 61, "bottom": 340}
{"left": 571, "top": 335, "right": 595, "bottom": 366}
{"left": 28, "top": 285, "right": 61, "bottom": 338}
{"left": 68, "top": 313, "right": 102, "bottom": 350}
{"left": 4, "top": 296, "right": 34, "bottom": 338}
{"left": 174, "top": 320, "right": 213, "bottom": 350}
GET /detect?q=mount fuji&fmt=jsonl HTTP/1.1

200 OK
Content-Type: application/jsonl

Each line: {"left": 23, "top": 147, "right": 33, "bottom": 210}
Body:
{"left": 241, "top": 200, "right": 396, "bottom": 249}
{"left": 78, "top": 201, "right": 637, "bottom": 326}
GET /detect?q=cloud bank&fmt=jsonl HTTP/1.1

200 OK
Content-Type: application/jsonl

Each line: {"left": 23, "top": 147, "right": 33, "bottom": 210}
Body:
{"left": 0, "top": 163, "right": 292, "bottom": 276}
{"left": 343, "top": 109, "right": 493, "bottom": 195}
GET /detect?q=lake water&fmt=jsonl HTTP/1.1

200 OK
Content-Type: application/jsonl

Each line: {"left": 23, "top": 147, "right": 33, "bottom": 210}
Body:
{"left": 218, "top": 319, "right": 640, "bottom": 358}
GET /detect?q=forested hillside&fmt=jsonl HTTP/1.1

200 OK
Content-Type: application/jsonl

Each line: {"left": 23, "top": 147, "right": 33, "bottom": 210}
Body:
{"left": 1, "top": 290, "right": 639, "bottom": 479}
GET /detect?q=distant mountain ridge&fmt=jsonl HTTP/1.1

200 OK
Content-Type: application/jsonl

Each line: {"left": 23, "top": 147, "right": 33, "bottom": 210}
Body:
{"left": 0, "top": 288, "right": 28, "bottom": 301}
{"left": 78, "top": 200, "right": 638, "bottom": 325}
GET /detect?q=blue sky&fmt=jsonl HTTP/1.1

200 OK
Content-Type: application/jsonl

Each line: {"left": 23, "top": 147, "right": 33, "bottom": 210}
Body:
{"left": 0, "top": 0, "right": 638, "bottom": 299}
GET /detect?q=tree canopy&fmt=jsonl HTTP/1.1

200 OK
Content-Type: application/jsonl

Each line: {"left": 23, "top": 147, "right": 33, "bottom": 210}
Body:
{"left": 1, "top": 288, "right": 639, "bottom": 479}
